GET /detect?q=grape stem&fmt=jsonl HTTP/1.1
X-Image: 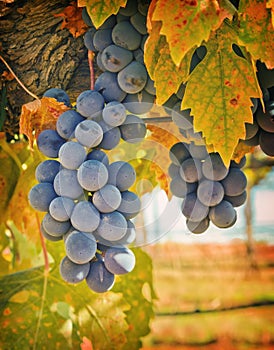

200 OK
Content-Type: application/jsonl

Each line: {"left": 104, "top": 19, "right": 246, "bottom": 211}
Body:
{"left": 0, "top": 54, "right": 39, "bottom": 100}
{"left": 88, "top": 50, "right": 95, "bottom": 90}
{"left": 142, "top": 116, "right": 172, "bottom": 123}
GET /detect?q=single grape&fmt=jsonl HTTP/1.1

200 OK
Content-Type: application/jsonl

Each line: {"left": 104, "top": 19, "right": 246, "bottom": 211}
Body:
{"left": 77, "top": 160, "right": 108, "bottom": 191}
{"left": 144, "top": 76, "right": 156, "bottom": 95}
{"left": 118, "top": 0, "right": 137, "bottom": 16}
{"left": 224, "top": 190, "right": 247, "bottom": 207}
{"left": 169, "top": 142, "right": 190, "bottom": 165}
{"left": 42, "top": 212, "right": 71, "bottom": 237}
{"left": 221, "top": 167, "right": 247, "bottom": 196}
{"left": 188, "top": 142, "right": 208, "bottom": 160}
{"left": 133, "top": 48, "right": 144, "bottom": 64}
{"left": 35, "top": 159, "right": 61, "bottom": 183}
{"left": 97, "top": 120, "right": 121, "bottom": 150}
{"left": 118, "top": 61, "right": 147, "bottom": 94}
{"left": 75, "top": 120, "right": 104, "bottom": 148}
{"left": 76, "top": 90, "right": 105, "bottom": 118}
{"left": 86, "top": 149, "right": 109, "bottom": 166}
{"left": 96, "top": 211, "right": 127, "bottom": 241}
{"left": 108, "top": 161, "right": 136, "bottom": 191}
{"left": 243, "top": 132, "right": 260, "bottom": 146}
{"left": 71, "top": 201, "right": 100, "bottom": 232}
{"left": 119, "top": 114, "right": 147, "bottom": 143}
{"left": 179, "top": 158, "right": 202, "bottom": 183}
{"left": 58, "top": 141, "right": 87, "bottom": 170}
{"left": 170, "top": 176, "right": 197, "bottom": 198}
{"left": 54, "top": 169, "right": 84, "bottom": 199}
{"left": 202, "top": 153, "right": 229, "bottom": 181}
{"left": 112, "top": 21, "right": 141, "bottom": 50}
{"left": 86, "top": 260, "right": 115, "bottom": 293}
{"left": 117, "top": 190, "right": 141, "bottom": 219}
{"left": 197, "top": 179, "right": 224, "bottom": 206}
{"left": 94, "top": 71, "right": 127, "bottom": 102}
{"left": 37, "top": 129, "right": 66, "bottom": 158}
{"left": 43, "top": 88, "right": 70, "bottom": 107}
{"left": 56, "top": 110, "right": 85, "bottom": 140}
{"left": 122, "top": 90, "right": 154, "bottom": 114}
{"left": 83, "top": 27, "right": 97, "bottom": 51}
{"left": 181, "top": 192, "right": 209, "bottom": 222}
{"left": 168, "top": 163, "right": 180, "bottom": 178}
{"left": 40, "top": 224, "right": 63, "bottom": 242}
{"left": 28, "top": 183, "right": 57, "bottom": 212}
{"left": 93, "top": 28, "right": 113, "bottom": 51}
{"left": 102, "top": 101, "right": 127, "bottom": 126}
{"left": 171, "top": 103, "right": 193, "bottom": 130}
{"left": 130, "top": 11, "right": 147, "bottom": 35}
{"left": 209, "top": 200, "right": 237, "bottom": 228}
{"left": 92, "top": 184, "right": 122, "bottom": 213}
{"left": 82, "top": 7, "right": 94, "bottom": 27}
{"left": 60, "top": 256, "right": 90, "bottom": 284}
{"left": 186, "top": 216, "right": 209, "bottom": 234}
{"left": 65, "top": 230, "right": 97, "bottom": 264}
{"left": 101, "top": 44, "right": 133, "bottom": 72}
{"left": 245, "top": 121, "right": 259, "bottom": 140}
{"left": 104, "top": 246, "right": 135, "bottom": 275}
{"left": 49, "top": 196, "right": 75, "bottom": 222}
{"left": 256, "top": 101, "right": 274, "bottom": 132}
{"left": 230, "top": 156, "right": 246, "bottom": 168}
{"left": 96, "top": 51, "right": 106, "bottom": 72}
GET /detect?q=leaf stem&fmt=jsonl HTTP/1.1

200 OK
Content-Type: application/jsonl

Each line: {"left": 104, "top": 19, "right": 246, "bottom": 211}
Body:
{"left": 0, "top": 54, "right": 39, "bottom": 100}
{"left": 88, "top": 50, "right": 95, "bottom": 90}
{"left": 142, "top": 116, "right": 172, "bottom": 123}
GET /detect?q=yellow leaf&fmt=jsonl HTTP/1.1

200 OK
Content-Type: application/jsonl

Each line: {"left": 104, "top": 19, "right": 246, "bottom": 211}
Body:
{"left": 266, "top": 0, "right": 274, "bottom": 27}
{"left": 19, "top": 97, "right": 69, "bottom": 149}
{"left": 152, "top": 0, "right": 234, "bottom": 66}
{"left": 182, "top": 21, "right": 261, "bottom": 167}
{"left": 83, "top": 0, "right": 127, "bottom": 28}
{"left": 238, "top": 0, "right": 274, "bottom": 69}
{"left": 232, "top": 140, "right": 255, "bottom": 163}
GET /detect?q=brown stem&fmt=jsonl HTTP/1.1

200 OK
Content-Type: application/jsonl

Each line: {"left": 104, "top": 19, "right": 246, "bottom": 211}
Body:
{"left": 88, "top": 50, "right": 95, "bottom": 90}
{"left": 36, "top": 213, "right": 49, "bottom": 274}
{"left": 0, "top": 54, "right": 39, "bottom": 100}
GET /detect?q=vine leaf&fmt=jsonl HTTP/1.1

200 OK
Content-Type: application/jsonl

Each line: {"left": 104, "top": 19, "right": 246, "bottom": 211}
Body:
{"left": 151, "top": 0, "right": 235, "bottom": 66}
{"left": 54, "top": 2, "right": 89, "bottom": 38}
{"left": 79, "top": 0, "right": 127, "bottom": 28}
{"left": 238, "top": 0, "right": 274, "bottom": 69}
{"left": 19, "top": 97, "right": 69, "bottom": 149}
{"left": 0, "top": 247, "right": 154, "bottom": 350}
{"left": 182, "top": 21, "right": 261, "bottom": 167}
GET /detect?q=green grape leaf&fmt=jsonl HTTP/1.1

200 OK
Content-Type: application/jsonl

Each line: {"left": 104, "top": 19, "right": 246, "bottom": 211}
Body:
{"left": 0, "top": 246, "right": 154, "bottom": 350}
{"left": 182, "top": 21, "right": 261, "bottom": 167}
{"left": 238, "top": 0, "right": 274, "bottom": 69}
{"left": 152, "top": 0, "right": 235, "bottom": 66}
{"left": 83, "top": 0, "right": 127, "bottom": 28}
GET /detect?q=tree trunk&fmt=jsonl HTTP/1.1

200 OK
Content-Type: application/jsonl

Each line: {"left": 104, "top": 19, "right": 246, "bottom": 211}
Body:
{"left": 0, "top": 0, "right": 92, "bottom": 138}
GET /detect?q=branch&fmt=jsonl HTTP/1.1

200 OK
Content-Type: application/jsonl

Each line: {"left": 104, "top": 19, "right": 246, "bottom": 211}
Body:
{"left": 88, "top": 50, "right": 95, "bottom": 90}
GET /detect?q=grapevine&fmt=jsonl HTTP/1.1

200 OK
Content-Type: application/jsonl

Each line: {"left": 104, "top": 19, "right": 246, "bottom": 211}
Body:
{"left": 24, "top": 0, "right": 274, "bottom": 294}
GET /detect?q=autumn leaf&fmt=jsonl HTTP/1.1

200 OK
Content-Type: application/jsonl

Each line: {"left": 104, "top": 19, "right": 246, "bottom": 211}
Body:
{"left": 232, "top": 140, "right": 255, "bottom": 164}
{"left": 19, "top": 97, "right": 69, "bottom": 149}
{"left": 266, "top": 0, "right": 274, "bottom": 27}
{"left": 152, "top": 0, "right": 234, "bottom": 66}
{"left": 54, "top": 2, "right": 88, "bottom": 38}
{"left": 81, "top": 337, "right": 93, "bottom": 350}
{"left": 81, "top": 0, "right": 126, "bottom": 28}
{"left": 238, "top": 0, "right": 274, "bottom": 69}
{"left": 181, "top": 21, "right": 261, "bottom": 167}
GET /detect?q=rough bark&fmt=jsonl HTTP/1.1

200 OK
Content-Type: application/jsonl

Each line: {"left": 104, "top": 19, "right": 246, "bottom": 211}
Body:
{"left": 0, "top": 0, "right": 92, "bottom": 137}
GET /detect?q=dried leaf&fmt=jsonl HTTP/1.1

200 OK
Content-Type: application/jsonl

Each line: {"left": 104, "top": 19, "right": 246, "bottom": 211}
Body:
{"left": 232, "top": 140, "right": 255, "bottom": 163}
{"left": 238, "top": 0, "right": 274, "bottom": 69}
{"left": 54, "top": 2, "right": 88, "bottom": 38}
{"left": 152, "top": 0, "right": 234, "bottom": 66}
{"left": 82, "top": 0, "right": 127, "bottom": 28}
{"left": 2, "top": 71, "right": 15, "bottom": 81}
{"left": 182, "top": 21, "right": 261, "bottom": 167}
{"left": 19, "top": 97, "right": 69, "bottom": 149}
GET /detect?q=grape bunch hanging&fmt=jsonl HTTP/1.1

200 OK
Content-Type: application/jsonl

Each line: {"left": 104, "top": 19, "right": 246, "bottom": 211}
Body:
{"left": 28, "top": 0, "right": 274, "bottom": 292}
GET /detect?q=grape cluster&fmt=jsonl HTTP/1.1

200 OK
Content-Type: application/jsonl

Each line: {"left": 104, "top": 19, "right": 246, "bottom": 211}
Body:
{"left": 169, "top": 141, "right": 247, "bottom": 234}
{"left": 29, "top": 88, "right": 145, "bottom": 293}
{"left": 82, "top": 0, "right": 156, "bottom": 114}
{"left": 243, "top": 62, "right": 274, "bottom": 156}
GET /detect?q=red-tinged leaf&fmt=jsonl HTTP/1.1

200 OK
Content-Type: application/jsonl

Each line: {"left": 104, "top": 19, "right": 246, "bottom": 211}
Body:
{"left": 152, "top": 0, "right": 233, "bottom": 66}
{"left": 19, "top": 97, "right": 69, "bottom": 149}
{"left": 182, "top": 21, "right": 261, "bottom": 167}
{"left": 232, "top": 140, "right": 255, "bottom": 163}
{"left": 81, "top": 337, "right": 93, "bottom": 350}
{"left": 54, "top": 2, "right": 88, "bottom": 38}
{"left": 83, "top": 0, "right": 127, "bottom": 28}
{"left": 154, "top": 43, "right": 195, "bottom": 104}
{"left": 266, "top": 0, "right": 274, "bottom": 27}
{"left": 147, "top": 0, "right": 158, "bottom": 33}
{"left": 238, "top": 0, "right": 274, "bottom": 69}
